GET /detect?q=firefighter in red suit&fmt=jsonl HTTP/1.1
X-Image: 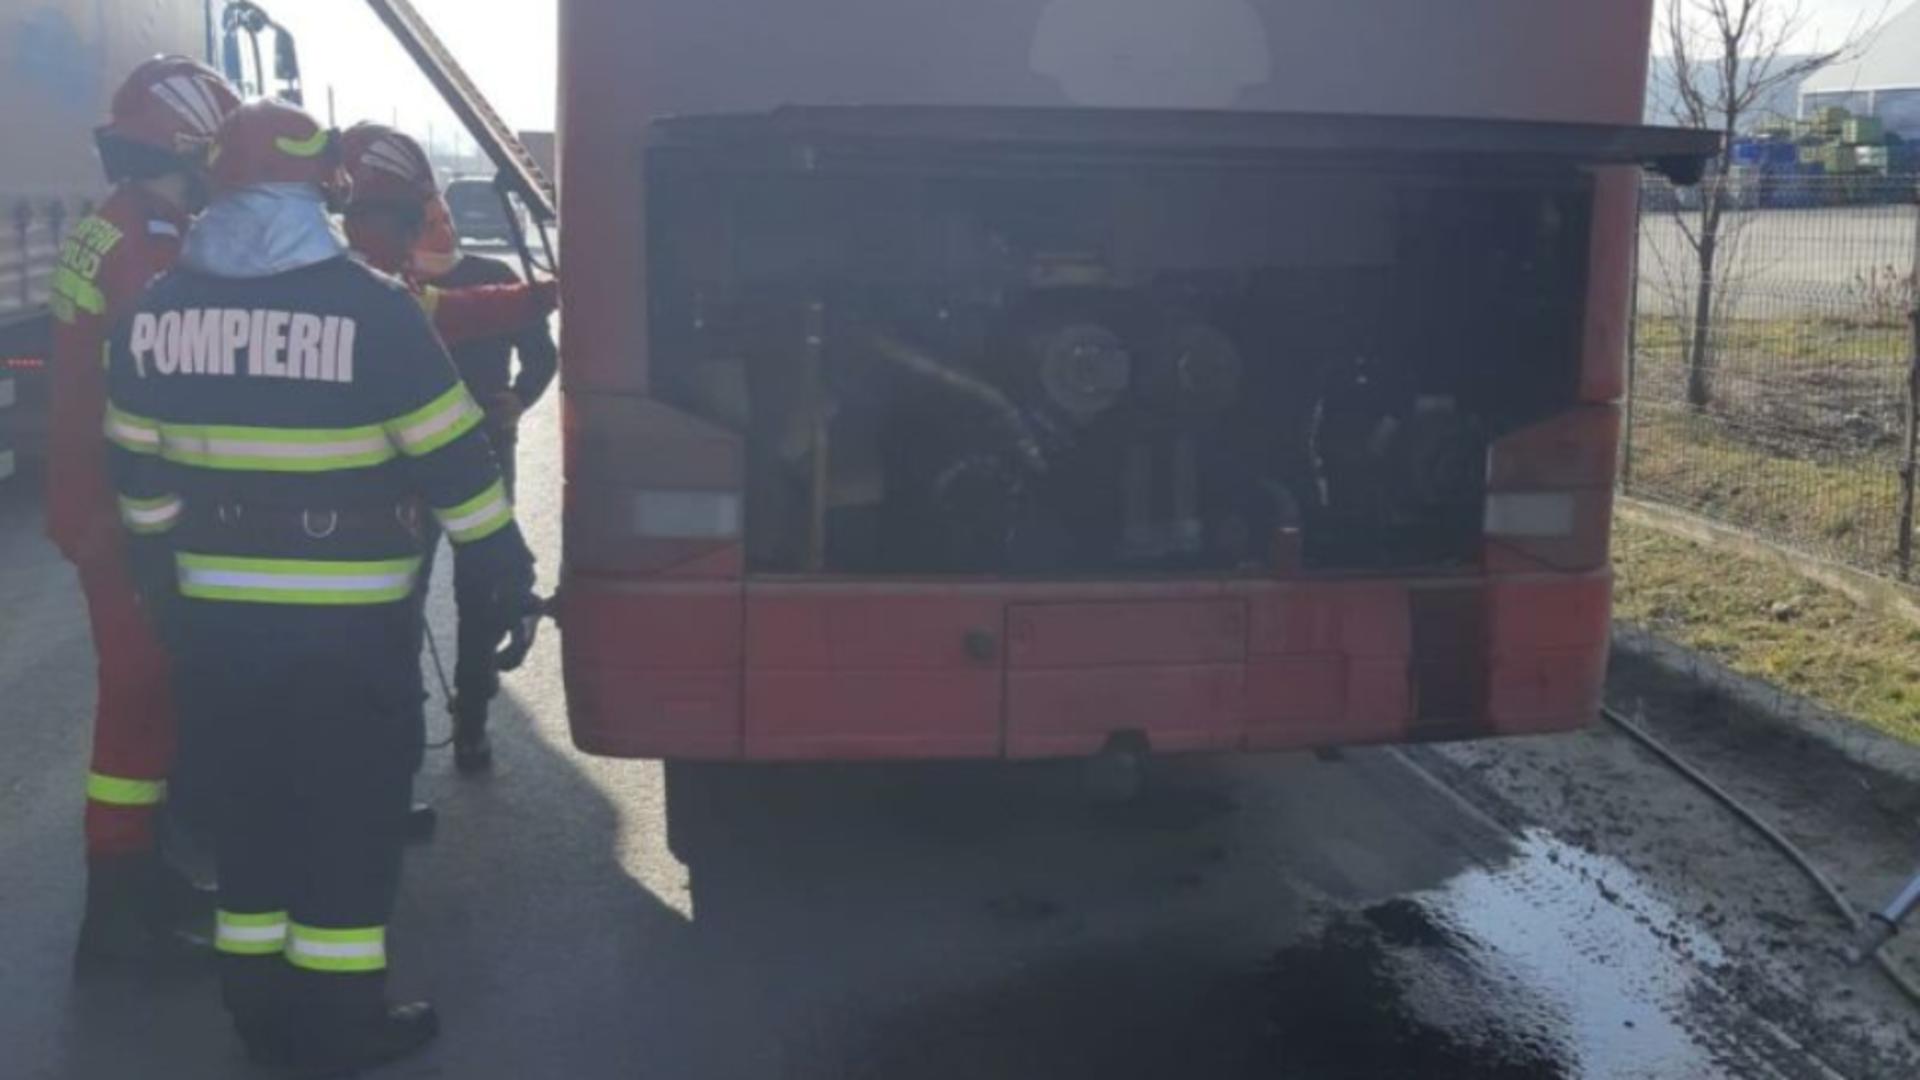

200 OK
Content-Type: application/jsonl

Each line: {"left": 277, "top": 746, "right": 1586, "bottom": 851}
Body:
{"left": 337, "top": 123, "right": 554, "bottom": 345}
{"left": 47, "top": 56, "right": 240, "bottom": 967}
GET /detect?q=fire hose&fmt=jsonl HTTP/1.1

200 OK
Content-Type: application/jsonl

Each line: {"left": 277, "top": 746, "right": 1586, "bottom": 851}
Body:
{"left": 1601, "top": 704, "right": 1920, "bottom": 1007}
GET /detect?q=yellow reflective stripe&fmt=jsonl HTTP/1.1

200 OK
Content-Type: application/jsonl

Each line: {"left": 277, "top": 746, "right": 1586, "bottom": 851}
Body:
{"left": 51, "top": 266, "right": 105, "bottom": 316}
{"left": 286, "top": 923, "right": 386, "bottom": 973}
{"left": 435, "top": 479, "right": 513, "bottom": 544}
{"left": 176, "top": 553, "right": 421, "bottom": 606}
{"left": 216, "top": 910, "right": 289, "bottom": 956}
{"left": 275, "top": 128, "right": 331, "bottom": 158}
{"left": 104, "top": 405, "right": 163, "bottom": 454}
{"left": 160, "top": 422, "right": 397, "bottom": 473}
{"left": 385, "top": 384, "right": 481, "bottom": 457}
{"left": 86, "top": 772, "right": 166, "bottom": 807}
{"left": 119, "top": 493, "right": 183, "bottom": 535}
{"left": 417, "top": 286, "right": 443, "bottom": 318}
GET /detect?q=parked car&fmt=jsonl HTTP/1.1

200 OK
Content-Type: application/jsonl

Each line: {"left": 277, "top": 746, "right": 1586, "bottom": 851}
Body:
{"left": 444, "top": 175, "right": 523, "bottom": 245}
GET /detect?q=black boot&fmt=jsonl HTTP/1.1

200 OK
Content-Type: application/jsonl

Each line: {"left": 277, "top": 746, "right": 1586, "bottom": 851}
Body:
{"left": 74, "top": 854, "right": 213, "bottom": 974}
{"left": 222, "top": 955, "right": 294, "bottom": 1067}
{"left": 451, "top": 697, "right": 493, "bottom": 774}
{"left": 153, "top": 853, "right": 217, "bottom": 930}
{"left": 403, "top": 801, "right": 439, "bottom": 845}
{"left": 288, "top": 971, "right": 439, "bottom": 1078}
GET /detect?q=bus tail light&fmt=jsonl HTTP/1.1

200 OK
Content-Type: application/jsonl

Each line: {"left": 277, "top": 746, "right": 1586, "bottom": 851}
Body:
{"left": 563, "top": 394, "right": 745, "bottom": 578}
{"left": 1484, "top": 492, "right": 1576, "bottom": 537}
{"left": 1483, "top": 406, "right": 1619, "bottom": 572}
{"left": 632, "top": 490, "right": 741, "bottom": 540}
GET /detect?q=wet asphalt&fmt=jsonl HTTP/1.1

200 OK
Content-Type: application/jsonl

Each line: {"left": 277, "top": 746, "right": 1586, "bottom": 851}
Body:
{"left": 0, "top": 403, "right": 1862, "bottom": 1079}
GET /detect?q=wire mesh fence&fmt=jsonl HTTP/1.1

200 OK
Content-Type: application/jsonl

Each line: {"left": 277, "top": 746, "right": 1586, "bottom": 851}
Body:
{"left": 1625, "top": 175, "right": 1920, "bottom": 580}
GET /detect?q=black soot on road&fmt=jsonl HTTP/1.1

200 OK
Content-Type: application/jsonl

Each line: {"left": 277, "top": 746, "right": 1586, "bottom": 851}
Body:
{"left": 1261, "top": 830, "right": 1769, "bottom": 1080}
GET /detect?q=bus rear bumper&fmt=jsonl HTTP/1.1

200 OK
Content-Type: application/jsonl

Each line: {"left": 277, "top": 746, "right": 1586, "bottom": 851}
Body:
{"left": 559, "top": 570, "right": 1611, "bottom": 761}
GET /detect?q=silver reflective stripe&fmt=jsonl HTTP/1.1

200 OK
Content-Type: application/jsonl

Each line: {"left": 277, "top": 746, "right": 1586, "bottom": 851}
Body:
{"left": 288, "top": 939, "right": 385, "bottom": 960}
{"left": 285, "top": 924, "right": 388, "bottom": 972}
{"left": 175, "top": 554, "right": 422, "bottom": 605}
{"left": 120, "top": 495, "right": 183, "bottom": 534}
{"left": 105, "top": 409, "right": 162, "bottom": 452}
{"left": 440, "top": 494, "right": 508, "bottom": 535}
{"left": 394, "top": 398, "right": 479, "bottom": 452}
{"left": 164, "top": 428, "right": 392, "bottom": 464}
{"left": 216, "top": 910, "right": 289, "bottom": 956}
{"left": 184, "top": 568, "right": 416, "bottom": 592}
{"left": 124, "top": 502, "right": 180, "bottom": 527}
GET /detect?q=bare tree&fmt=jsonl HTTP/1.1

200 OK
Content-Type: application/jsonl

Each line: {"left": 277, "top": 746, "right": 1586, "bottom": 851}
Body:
{"left": 1657, "top": 0, "right": 1881, "bottom": 408}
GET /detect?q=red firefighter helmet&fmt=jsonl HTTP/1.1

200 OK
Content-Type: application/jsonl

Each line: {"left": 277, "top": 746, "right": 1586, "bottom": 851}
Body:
{"left": 94, "top": 56, "right": 241, "bottom": 182}
{"left": 99, "top": 55, "right": 240, "bottom": 154}
{"left": 207, "top": 99, "right": 346, "bottom": 196}
{"left": 339, "top": 123, "right": 438, "bottom": 208}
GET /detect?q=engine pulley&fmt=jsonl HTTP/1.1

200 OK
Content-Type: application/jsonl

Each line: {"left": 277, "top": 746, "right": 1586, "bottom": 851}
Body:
{"left": 1027, "top": 323, "right": 1131, "bottom": 423}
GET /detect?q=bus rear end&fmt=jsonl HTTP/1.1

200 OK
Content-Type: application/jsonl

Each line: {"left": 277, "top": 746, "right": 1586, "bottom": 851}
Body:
{"left": 555, "top": 0, "right": 1712, "bottom": 762}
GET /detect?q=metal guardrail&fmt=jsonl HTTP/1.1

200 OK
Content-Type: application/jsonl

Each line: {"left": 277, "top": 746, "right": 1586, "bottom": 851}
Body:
{"left": 0, "top": 198, "right": 75, "bottom": 321}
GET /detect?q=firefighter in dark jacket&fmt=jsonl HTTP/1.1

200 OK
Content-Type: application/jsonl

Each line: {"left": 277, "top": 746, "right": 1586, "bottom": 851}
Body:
{"left": 410, "top": 191, "right": 557, "bottom": 769}
{"left": 105, "top": 99, "right": 536, "bottom": 1073}
{"left": 339, "top": 125, "right": 556, "bottom": 770}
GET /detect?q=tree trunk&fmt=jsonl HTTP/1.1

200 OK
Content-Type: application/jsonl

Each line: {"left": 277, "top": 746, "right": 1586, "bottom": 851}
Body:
{"left": 1685, "top": 197, "right": 1722, "bottom": 409}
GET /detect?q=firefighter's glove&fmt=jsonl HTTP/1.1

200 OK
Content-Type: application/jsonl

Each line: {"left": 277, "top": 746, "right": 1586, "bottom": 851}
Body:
{"left": 494, "top": 592, "right": 547, "bottom": 673}
{"left": 454, "top": 524, "right": 538, "bottom": 668}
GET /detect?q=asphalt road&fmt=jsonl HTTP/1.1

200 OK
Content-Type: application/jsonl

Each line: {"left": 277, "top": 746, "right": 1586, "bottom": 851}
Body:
{"left": 1637, "top": 203, "right": 1919, "bottom": 318}
{"left": 0, "top": 403, "right": 1892, "bottom": 1079}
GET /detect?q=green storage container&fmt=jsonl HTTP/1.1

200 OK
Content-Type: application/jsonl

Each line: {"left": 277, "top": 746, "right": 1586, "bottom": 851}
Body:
{"left": 1845, "top": 116, "right": 1884, "bottom": 144}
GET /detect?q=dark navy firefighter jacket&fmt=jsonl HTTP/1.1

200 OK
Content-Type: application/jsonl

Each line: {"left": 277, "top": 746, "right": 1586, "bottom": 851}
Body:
{"left": 104, "top": 255, "right": 523, "bottom": 612}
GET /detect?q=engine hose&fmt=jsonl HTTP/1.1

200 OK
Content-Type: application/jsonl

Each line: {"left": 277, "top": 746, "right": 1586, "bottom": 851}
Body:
{"left": 1601, "top": 705, "right": 1920, "bottom": 1007}
{"left": 865, "top": 330, "right": 1049, "bottom": 474}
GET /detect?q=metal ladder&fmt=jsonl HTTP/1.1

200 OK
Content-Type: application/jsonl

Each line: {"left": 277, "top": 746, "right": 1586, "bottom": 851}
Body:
{"left": 359, "top": 0, "right": 556, "bottom": 224}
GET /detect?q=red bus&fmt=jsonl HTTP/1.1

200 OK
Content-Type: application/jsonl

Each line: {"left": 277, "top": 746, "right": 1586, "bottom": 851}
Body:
{"left": 553, "top": 2, "right": 1712, "bottom": 776}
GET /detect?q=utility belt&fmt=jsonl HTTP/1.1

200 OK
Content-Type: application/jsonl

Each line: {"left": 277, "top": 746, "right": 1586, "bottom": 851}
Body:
{"left": 180, "top": 498, "right": 430, "bottom": 555}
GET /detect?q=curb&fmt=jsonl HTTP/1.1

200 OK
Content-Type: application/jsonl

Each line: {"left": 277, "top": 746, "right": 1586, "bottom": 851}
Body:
{"left": 1612, "top": 625, "right": 1920, "bottom": 790}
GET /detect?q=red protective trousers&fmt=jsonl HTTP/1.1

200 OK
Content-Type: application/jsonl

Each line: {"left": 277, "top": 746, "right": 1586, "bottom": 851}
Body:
{"left": 46, "top": 185, "right": 186, "bottom": 857}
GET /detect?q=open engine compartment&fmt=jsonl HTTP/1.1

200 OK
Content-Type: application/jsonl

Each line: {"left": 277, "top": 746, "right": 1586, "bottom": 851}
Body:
{"left": 644, "top": 110, "right": 1603, "bottom": 577}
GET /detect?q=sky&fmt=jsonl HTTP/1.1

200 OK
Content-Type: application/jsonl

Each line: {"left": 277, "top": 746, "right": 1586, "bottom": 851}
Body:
{"left": 266, "top": 0, "right": 557, "bottom": 146}
{"left": 1656, "top": 0, "right": 1908, "bottom": 53}
{"left": 267, "top": 0, "right": 1909, "bottom": 142}
{"left": 1795, "top": 0, "right": 1906, "bottom": 43}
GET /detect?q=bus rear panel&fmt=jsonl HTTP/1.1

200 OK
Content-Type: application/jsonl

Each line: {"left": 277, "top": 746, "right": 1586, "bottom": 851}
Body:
{"left": 554, "top": 0, "right": 1707, "bottom": 761}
